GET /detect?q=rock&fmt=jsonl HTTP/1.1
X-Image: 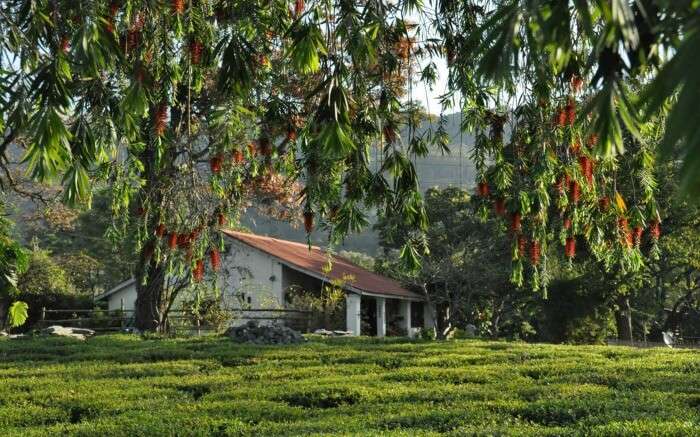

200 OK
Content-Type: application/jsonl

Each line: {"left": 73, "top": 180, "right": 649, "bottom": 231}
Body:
{"left": 224, "top": 321, "right": 305, "bottom": 345}
{"left": 0, "top": 331, "right": 7, "bottom": 337}
{"left": 41, "top": 325, "right": 95, "bottom": 340}
{"left": 332, "top": 330, "right": 353, "bottom": 337}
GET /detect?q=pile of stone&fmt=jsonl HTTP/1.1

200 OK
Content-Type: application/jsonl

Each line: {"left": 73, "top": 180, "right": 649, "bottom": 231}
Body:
{"left": 312, "top": 329, "right": 354, "bottom": 337}
{"left": 42, "top": 325, "right": 95, "bottom": 341}
{"left": 224, "top": 321, "right": 305, "bottom": 345}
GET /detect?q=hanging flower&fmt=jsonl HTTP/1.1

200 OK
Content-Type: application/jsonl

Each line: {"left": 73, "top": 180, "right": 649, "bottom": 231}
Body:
{"left": 210, "top": 155, "right": 223, "bottom": 173}
{"left": 477, "top": 181, "right": 490, "bottom": 197}
{"left": 565, "top": 237, "right": 576, "bottom": 258}
{"left": 569, "top": 180, "right": 580, "bottom": 204}
{"left": 587, "top": 134, "right": 599, "bottom": 148}
{"left": 578, "top": 156, "right": 593, "bottom": 186}
{"left": 517, "top": 235, "right": 527, "bottom": 258}
{"left": 154, "top": 104, "right": 168, "bottom": 136}
{"left": 218, "top": 213, "right": 226, "bottom": 227}
{"left": 556, "top": 108, "right": 568, "bottom": 127}
{"left": 232, "top": 149, "right": 244, "bottom": 164}
{"left": 649, "top": 220, "right": 661, "bottom": 240}
{"left": 168, "top": 232, "right": 178, "bottom": 250}
{"left": 510, "top": 212, "right": 522, "bottom": 232}
{"left": 304, "top": 211, "right": 314, "bottom": 233}
{"left": 571, "top": 75, "right": 584, "bottom": 93}
{"left": 210, "top": 249, "right": 221, "bottom": 272}
{"left": 193, "top": 259, "right": 204, "bottom": 282}
{"left": 155, "top": 223, "right": 166, "bottom": 237}
{"left": 563, "top": 217, "right": 572, "bottom": 229}
{"left": 172, "top": 0, "right": 185, "bottom": 14}
{"left": 599, "top": 196, "right": 610, "bottom": 211}
{"left": 190, "top": 40, "right": 203, "bottom": 65}
{"left": 565, "top": 98, "right": 576, "bottom": 125}
{"left": 570, "top": 140, "right": 581, "bottom": 155}
{"left": 494, "top": 198, "right": 506, "bottom": 215}
{"left": 632, "top": 226, "right": 644, "bottom": 246}
{"left": 529, "top": 240, "right": 541, "bottom": 265}
{"left": 294, "top": 0, "right": 304, "bottom": 18}
{"left": 286, "top": 127, "right": 297, "bottom": 143}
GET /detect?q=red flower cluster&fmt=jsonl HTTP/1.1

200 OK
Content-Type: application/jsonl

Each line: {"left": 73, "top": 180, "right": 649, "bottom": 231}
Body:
{"left": 154, "top": 104, "right": 168, "bottom": 136}
{"left": 618, "top": 217, "right": 633, "bottom": 248}
{"left": 477, "top": 181, "right": 490, "bottom": 197}
{"left": 649, "top": 220, "right": 661, "bottom": 240}
{"left": 304, "top": 211, "right": 314, "bottom": 233}
{"left": 190, "top": 41, "right": 203, "bottom": 65}
{"left": 210, "top": 249, "right": 221, "bottom": 272}
{"left": 569, "top": 180, "right": 580, "bottom": 204}
{"left": 294, "top": 0, "right": 305, "bottom": 18}
{"left": 172, "top": 0, "right": 185, "bottom": 14}
{"left": 494, "top": 198, "right": 506, "bottom": 216}
{"left": 578, "top": 156, "right": 593, "bottom": 186}
{"left": 210, "top": 155, "right": 222, "bottom": 173}
{"left": 632, "top": 226, "right": 644, "bottom": 246}
{"left": 565, "top": 237, "right": 576, "bottom": 258}
{"left": 155, "top": 223, "right": 166, "bottom": 237}
{"left": 529, "top": 240, "right": 541, "bottom": 265}
{"left": 168, "top": 232, "right": 178, "bottom": 250}
{"left": 218, "top": 213, "right": 226, "bottom": 226}
{"left": 517, "top": 235, "right": 527, "bottom": 258}
{"left": 599, "top": 196, "right": 610, "bottom": 211}
{"left": 193, "top": 259, "right": 204, "bottom": 282}
{"left": 232, "top": 149, "right": 244, "bottom": 164}
{"left": 510, "top": 212, "right": 522, "bottom": 233}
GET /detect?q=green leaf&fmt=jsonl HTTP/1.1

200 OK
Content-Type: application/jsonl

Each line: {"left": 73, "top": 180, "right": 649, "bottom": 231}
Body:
{"left": 8, "top": 301, "right": 29, "bottom": 328}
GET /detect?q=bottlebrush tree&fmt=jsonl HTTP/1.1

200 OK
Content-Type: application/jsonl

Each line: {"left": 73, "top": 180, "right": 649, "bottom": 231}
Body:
{"left": 0, "top": 0, "right": 435, "bottom": 330}
{"left": 435, "top": 1, "right": 670, "bottom": 294}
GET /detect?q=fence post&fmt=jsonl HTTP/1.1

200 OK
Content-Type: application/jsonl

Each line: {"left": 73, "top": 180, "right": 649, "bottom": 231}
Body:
{"left": 120, "top": 298, "right": 125, "bottom": 330}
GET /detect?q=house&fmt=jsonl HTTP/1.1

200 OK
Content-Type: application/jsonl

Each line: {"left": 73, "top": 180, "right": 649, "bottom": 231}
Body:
{"left": 96, "top": 230, "right": 434, "bottom": 337}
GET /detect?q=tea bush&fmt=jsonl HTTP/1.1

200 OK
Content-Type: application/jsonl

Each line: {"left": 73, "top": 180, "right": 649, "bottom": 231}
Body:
{"left": 1, "top": 335, "right": 699, "bottom": 435}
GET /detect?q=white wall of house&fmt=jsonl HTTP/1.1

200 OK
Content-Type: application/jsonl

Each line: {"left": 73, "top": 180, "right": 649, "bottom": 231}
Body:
{"left": 218, "top": 240, "right": 284, "bottom": 311}
{"left": 105, "top": 282, "right": 137, "bottom": 312}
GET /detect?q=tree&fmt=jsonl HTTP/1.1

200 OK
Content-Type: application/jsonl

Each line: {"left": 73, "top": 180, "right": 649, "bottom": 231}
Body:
{"left": 0, "top": 203, "right": 28, "bottom": 329}
{"left": 1, "top": 0, "right": 433, "bottom": 331}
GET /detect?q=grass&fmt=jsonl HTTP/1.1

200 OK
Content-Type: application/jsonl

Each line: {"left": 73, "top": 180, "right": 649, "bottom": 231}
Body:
{"left": 1, "top": 335, "right": 700, "bottom": 436}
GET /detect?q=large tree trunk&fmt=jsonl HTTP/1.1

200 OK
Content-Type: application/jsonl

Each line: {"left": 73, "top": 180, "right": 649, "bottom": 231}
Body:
{"left": 134, "top": 257, "right": 167, "bottom": 332}
{"left": 615, "top": 295, "right": 633, "bottom": 341}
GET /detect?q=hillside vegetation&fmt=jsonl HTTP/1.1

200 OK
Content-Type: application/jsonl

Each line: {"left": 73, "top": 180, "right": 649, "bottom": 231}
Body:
{"left": 1, "top": 336, "right": 699, "bottom": 436}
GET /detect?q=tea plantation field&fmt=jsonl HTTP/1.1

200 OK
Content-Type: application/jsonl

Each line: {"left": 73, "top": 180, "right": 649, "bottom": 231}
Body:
{"left": 1, "top": 335, "right": 700, "bottom": 436}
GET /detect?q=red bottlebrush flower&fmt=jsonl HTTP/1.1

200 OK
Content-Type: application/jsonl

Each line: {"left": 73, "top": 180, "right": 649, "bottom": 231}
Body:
{"left": 517, "top": 235, "right": 527, "bottom": 258}
{"left": 529, "top": 240, "right": 541, "bottom": 265}
{"left": 168, "top": 232, "right": 178, "bottom": 250}
{"left": 304, "top": 211, "right": 314, "bottom": 233}
{"left": 563, "top": 217, "right": 572, "bottom": 230}
{"left": 556, "top": 108, "right": 568, "bottom": 127}
{"left": 177, "top": 233, "right": 191, "bottom": 249}
{"left": 155, "top": 223, "right": 166, "bottom": 237}
{"left": 571, "top": 75, "right": 584, "bottom": 93}
{"left": 172, "top": 0, "right": 185, "bottom": 14}
{"left": 218, "top": 213, "right": 226, "bottom": 227}
{"left": 259, "top": 137, "right": 272, "bottom": 156}
{"left": 565, "top": 237, "right": 576, "bottom": 258}
{"left": 286, "top": 128, "right": 297, "bottom": 143}
{"left": 126, "top": 29, "right": 140, "bottom": 51}
{"left": 105, "top": 20, "right": 115, "bottom": 34}
{"left": 632, "top": 226, "right": 644, "bottom": 246}
{"left": 154, "top": 104, "right": 168, "bottom": 136}
{"left": 232, "top": 149, "right": 244, "bottom": 164}
{"left": 554, "top": 177, "right": 565, "bottom": 194}
{"left": 510, "top": 212, "right": 522, "bottom": 233}
{"left": 649, "top": 219, "right": 661, "bottom": 240}
{"left": 190, "top": 41, "right": 203, "bottom": 65}
{"left": 565, "top": 98, "right": 576, "bottom": 125}
{"left": 494, "top": 198, "right": 506, "bottom": 216}
{"left": 109, "top": 1, "right": 120, "bottom": 17}
{"left": 578, "top": 156, "right": 593, "bottom": 186}
{"left": 477, "top": 181, "right": 490, "bottom": 198}
{"left": 136, "top": 206, "right": 146, "bottom": 216}
{"left": 618, "top": 217, "right": 629, "bottom": 232}
{"left": 210, "top": 249, "right": 221, "bottom": 272}
{"left": 294, "top": 0, "right": 304, "bottom": 18}
{"left": 587, "top": 134, "right": 599, "bottom": 148}
{"left": 569, "top": 180, "right": 580, "bottom": 204}
{"left": 193, "top": 259, "right": 204, "bottom": 282}
{"left": 210, "top": 155, "right": 223, "bottom": 173}
{"left": 599, "top": 196, "right": 610, "bottom": 211}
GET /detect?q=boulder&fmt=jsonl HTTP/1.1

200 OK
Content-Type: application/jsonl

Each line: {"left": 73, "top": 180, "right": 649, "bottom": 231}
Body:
{"left": 224, "top": 321, "right": 305, "bottom": 345}
{"left": 42, "top": 325, "right": 95, "bottom": 340}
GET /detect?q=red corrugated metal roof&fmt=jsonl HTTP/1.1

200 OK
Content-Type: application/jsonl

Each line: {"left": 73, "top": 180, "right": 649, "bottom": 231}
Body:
{"left": 222, "top": 230, "right": 423, "bottom": 300}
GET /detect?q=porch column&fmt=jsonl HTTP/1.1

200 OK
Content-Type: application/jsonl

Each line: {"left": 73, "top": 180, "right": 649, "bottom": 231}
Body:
{"left": 423, "top": 302, "right": 436, "bottom": 336}
{"left": 399, "top": 300, "right": 412, "bottom": 338}
{"left": 345, "top": 293, "right": 361, "bottom": 336}
{"left": 376, "top": 297, "right": 386, "bottom": 337}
